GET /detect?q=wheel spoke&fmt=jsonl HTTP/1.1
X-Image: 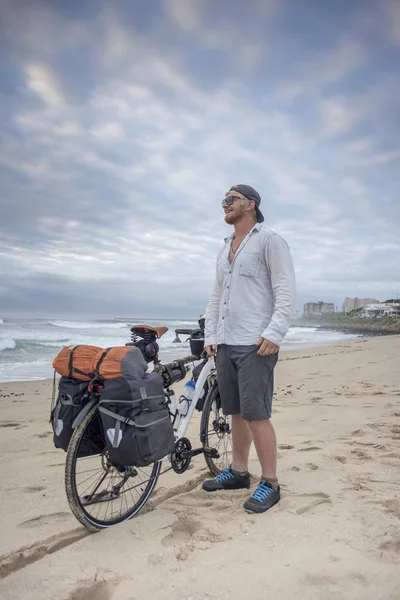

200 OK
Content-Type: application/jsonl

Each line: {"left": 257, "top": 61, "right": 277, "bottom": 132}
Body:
{"left": 65, "top": 405, "right": 160, "bottom": 530}
{"left": 203, "top": 387, "right": 232, "bottom": 475}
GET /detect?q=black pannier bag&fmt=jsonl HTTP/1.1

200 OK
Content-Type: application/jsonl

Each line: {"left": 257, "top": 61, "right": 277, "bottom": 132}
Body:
{"left": 98, "top": 347, "right": 175, "bottom": 467}
{"left": 51, "top": 377, "right": 105, "bottom": 457}
{"left": 51, "top": 377, "right": 90, "bottom": 451}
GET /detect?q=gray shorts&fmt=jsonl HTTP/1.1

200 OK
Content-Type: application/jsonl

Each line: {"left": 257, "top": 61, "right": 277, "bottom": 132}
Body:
{"left": 216, "top": 344, "right": 278, "bottom": 421}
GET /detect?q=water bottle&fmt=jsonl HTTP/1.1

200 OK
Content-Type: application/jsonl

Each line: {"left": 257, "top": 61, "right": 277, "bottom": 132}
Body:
{"left": 178, "top": 380, "right": 195, "bottom": 417}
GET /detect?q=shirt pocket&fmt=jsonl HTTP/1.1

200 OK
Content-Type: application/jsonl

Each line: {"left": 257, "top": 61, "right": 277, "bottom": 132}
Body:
{"left": 238, "top": 252, "right": 261, "bottom": 278}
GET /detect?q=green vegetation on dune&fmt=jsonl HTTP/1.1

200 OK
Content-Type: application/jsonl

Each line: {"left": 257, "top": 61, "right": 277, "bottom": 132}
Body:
{"left": 294, "top": 314, "right": 400, "bottom": 335}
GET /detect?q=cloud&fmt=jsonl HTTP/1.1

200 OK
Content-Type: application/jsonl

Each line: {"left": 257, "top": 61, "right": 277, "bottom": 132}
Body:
{"left": 165, "top": 0, "right": 200, "bottom": 31}
{"left": 0, "top": 0, "right": 399, "bottom": 318}
{"left": 25, "top": 63, "right": 63, "bottom": 106}
{"left": 90, "top": 121, "right": 125, "bottom": 141}
{"left": 319, "top": 98, "right": 357, "bottom": 137}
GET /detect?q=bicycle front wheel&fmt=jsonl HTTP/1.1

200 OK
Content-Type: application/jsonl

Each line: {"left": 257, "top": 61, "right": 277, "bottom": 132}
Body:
{"left": 201, "top": 383, "right": 233, "bottom": 476}
{"left": 65, "top": 405, "right": 161, "bottom": 532}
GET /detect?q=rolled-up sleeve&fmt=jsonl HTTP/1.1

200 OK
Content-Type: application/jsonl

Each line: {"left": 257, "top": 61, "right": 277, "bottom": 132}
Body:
{"left": 261, "top": 234, "right": 296, "bottom": 346}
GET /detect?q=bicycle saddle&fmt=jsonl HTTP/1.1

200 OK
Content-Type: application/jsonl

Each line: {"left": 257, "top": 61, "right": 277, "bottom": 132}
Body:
{"left": 130, "top": 324, "right": 168, "bottom": 338}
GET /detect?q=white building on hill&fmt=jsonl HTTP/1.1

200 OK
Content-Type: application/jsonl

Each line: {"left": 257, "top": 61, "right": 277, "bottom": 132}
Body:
{"left": 362, "top": 304, "right": 399, "bottom": 318}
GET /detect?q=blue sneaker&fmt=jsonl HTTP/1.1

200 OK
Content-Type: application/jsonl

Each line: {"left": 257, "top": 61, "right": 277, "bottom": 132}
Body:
{"left": 243, "top": 480, "right": 280, "bottom": 513}
{"left": 202, "top": 467, "right": 250, "bottom": 492}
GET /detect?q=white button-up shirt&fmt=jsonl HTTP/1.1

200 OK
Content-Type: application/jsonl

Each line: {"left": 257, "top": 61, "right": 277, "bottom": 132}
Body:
{"left": 205, "top": 223, "right": 296, "bottom": 347}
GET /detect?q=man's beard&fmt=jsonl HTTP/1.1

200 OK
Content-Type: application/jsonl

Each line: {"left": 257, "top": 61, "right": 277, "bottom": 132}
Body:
{"left": 224, "top": 210, "right": 242, "bottom": 224}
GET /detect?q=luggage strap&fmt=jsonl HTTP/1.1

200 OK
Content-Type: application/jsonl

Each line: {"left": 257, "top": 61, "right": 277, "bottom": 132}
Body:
{"left": 50, "top": 369, "right": 57, "bottom": 420}
{"left": 93, "top": 347, "right": 113, "bottom": 379}
{"left": 68, "top": 345, "right": 95, "bottom": 380}
{"left": 99, "top": 406, "right": 169, "bottom": 430}
{"left": 99, "top": 406, "right": 136, "bottom": 427}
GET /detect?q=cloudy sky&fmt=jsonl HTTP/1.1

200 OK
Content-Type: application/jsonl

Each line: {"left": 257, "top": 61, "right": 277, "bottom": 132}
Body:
{"left": 1, "top": 0, "right": 399, "bottom": 319}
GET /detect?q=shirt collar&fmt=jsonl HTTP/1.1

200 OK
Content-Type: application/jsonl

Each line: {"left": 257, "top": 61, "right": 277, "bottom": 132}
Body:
{"left": 224, "top": 222, "right": 261, "bottom": 243}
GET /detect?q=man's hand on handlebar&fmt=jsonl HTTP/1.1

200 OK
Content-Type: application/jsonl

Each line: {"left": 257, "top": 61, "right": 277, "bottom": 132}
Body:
{"left": 205, "top": 344, "right": 216, "bottom": 356}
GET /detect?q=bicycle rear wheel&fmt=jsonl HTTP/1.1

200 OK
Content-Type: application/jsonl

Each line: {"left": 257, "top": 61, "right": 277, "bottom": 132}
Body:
{"left": 201, "top": 383, "right": 232, "bottom": 476}
{"left": 65, "top": 405, "right": 161, "bottom": 532}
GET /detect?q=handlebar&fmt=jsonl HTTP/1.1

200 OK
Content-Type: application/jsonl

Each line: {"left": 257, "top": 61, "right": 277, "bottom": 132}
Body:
{"left": 175, "top": 328, "right": 196, "bottom": 335}
{"left": 154, "top": 354, "right": 204, "bottom": 387}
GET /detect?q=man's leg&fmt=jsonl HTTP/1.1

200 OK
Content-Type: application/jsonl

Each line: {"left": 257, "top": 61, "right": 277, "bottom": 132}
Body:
{"left": 246, "top": 418, "right": 277, "bottom": 479}
{"left": 242, "top": 417, "right": 280, "bottom": 513}
{"left": 235, "top": 347, "right": 280, "bottom": 512}
{"left": 231, "top": 414, "right": 253, "bottom": 471}
{"left": 202, "top": 346, "right": 251, "bottom": 492}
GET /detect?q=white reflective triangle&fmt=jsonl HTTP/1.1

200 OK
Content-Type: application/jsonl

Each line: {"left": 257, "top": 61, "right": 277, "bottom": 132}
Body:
{"left": 107, "top": 428, "right": 122, "bottom": 447}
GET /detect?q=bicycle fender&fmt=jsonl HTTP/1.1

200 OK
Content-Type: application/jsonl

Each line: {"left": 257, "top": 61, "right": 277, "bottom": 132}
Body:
{"left": 72, "top": 396, "right": 99, "bottom": 429}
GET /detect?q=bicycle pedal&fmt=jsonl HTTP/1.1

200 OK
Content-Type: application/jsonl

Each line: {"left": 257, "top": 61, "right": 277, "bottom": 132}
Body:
{"left": 203, "top": 447, "right": 220, "bottom": 459}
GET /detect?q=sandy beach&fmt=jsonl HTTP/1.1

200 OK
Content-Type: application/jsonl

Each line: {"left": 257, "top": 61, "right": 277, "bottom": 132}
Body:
{"left": 0, "top": 335, "right": 399, "bottom": 600}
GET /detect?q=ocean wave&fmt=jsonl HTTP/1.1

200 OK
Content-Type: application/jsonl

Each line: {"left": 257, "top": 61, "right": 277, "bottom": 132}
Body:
{"left": 1, "top": 338, "right": 84, "bottom": 353}
{"left": 0, "top": 358, "right": 53, "bottom": 383}
{"left": 0, "top": 319, "right": 4, "bottom": 325}
{"left": 0, "top": 338, "right": 17, "bottom": 352}
{"left": 17, "top": 339, "right": 71, "bottom": 349}
{"left": 49, "top": 320, "right": 130, "bottom": 330}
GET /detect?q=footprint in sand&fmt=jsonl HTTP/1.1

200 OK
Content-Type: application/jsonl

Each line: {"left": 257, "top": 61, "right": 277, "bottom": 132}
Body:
{"left": 0, "top": 420, "right": 22, "bottom": 428}
{"left": 298, "top": 446, "right": 322, "bottom": 452}
{"left": 161, "top": 515, "right": 227, "bottom": 561}
{"left": 297, "top": 495, "right": 331, "bottom": 515}
{"left": 334, "top": 455, "right": 347, "bottom": 464}
{"left": 278, "top": 444, "right": 294, "bottom": 450}
{"left": 351, "top": 450, "right": 371, "bottom": 461}
{"left": 383, "top": 499, "right": 400, "bottom": 519}
{"left": 23, "top": 485, "right": 46, "bottom": 493}
{"left": 378, "top": 537, "right": 400, "bottom": 559}
{"left": 176, "top": 496, "right": 214, "bottom": 509}
{"left": 161, "top": 516, "right": 203, "bottom": 547}
{"left": 307, "top": 463, "right": 319, "bottom": 471}
{"left": 381, "top": 452, "right": 400, "bottom": 460}
{"left": 18, "top": 512, "right": 72, "bottom": 529}
{"left": 67, "top": 580, "right": 116, "bottom": 600}
{"left": 34, "top": 432, "right": 52, "bottom": 438}
{"left": 342, "top": 481, "right": 371, "bottom": 492}
{"left": 351, "top": 429, "right": 365, "bottom": 437}
{"left": 303, "top": 573, "right": 337, "bottom": 586}
{"left": 287, "top": 492, "right": 331, "bottom": 515}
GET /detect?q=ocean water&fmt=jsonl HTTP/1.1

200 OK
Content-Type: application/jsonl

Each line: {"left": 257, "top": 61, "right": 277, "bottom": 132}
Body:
{"left": 0, "top": 317, "right": 360, "bottom": 382}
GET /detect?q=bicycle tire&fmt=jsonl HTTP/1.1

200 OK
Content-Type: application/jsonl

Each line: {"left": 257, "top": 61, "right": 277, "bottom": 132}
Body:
{"left": 201, "top": 383, "right": 232, "bottom": 476}
{"left": 65, "top": 405, "right": 161, "bottom": 532}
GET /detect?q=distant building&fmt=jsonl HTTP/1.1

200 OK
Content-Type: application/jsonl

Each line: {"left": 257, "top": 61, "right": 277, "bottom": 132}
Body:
{"left": 362, "top": 303, "right": 399, "bottom": 318}
{"left": 303, "top": 301, "right": 335, "bottom": 317}
{"left": 342, "top": 297, "right": 379, "bottom": 313}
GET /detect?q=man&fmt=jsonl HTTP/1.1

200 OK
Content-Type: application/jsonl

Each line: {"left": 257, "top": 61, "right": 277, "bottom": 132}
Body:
{"left": 203, "top": 184, "right": 296, "bottom": 514}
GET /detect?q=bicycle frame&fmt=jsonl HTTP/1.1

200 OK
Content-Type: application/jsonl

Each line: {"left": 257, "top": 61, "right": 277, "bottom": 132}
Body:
{"left": 165, "top": 355, "right": 216, "bottom": 448}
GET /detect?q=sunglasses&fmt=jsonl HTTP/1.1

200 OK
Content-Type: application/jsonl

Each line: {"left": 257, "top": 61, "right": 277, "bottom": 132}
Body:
{"left": 221, "top": 195, "right": 241, "bottom": 207}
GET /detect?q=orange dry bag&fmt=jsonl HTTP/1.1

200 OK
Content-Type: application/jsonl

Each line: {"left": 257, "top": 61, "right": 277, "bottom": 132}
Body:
{"left": 93, "top": 346, "right": 144, "bottom": 380}
{"left": 52, "top": 345, "right": 103, "bottom": 381}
